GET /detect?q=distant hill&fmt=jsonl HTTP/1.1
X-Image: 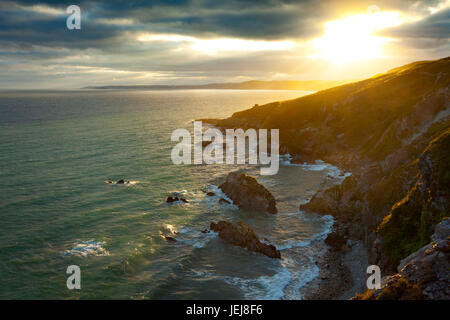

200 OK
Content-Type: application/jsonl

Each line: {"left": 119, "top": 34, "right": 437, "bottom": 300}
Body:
{"left": 83, "top": 80, "right": 354, "bottom": 91}
{"left": 204, "top": 57, "right": 450, "bottom": 299}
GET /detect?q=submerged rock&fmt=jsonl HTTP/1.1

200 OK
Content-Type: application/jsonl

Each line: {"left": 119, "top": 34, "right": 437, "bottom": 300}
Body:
{"left": 210, "top": 221, "right": 281, "bottom": 259}
{"left": 219, "top": 171, "right": 277, "bottom": 214}
{"left": 105, "top": 179, "right": 130, "bottom": 185}
{"left": 219, "top": 198, "right": 231, "bottom": 205}
{"left": 165, "top": 236, "right": 177, "bottom": 242}
{"left": 166, "top": 196, "right": 189, "bottom": 203}
{"left": 166, "top": 196, "right": 177, "bottom": 203}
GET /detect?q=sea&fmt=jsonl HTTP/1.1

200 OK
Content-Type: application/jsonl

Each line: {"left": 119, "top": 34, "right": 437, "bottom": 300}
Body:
{"left": 0, "top": 89, "right": 348, "bottom": 299}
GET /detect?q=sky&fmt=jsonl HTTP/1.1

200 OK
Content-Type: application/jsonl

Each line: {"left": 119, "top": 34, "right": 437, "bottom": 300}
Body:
{"left": 0, "top": 0, "right": 449, "bottom": 89}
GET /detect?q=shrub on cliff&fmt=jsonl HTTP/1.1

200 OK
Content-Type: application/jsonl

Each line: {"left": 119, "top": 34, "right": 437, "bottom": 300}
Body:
{"left": 378, "top": 129, "right": 450, "bottom": 268}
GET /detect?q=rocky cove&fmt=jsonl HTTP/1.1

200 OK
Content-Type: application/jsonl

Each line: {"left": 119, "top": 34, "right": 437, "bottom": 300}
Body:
{"left": 203, "top": 57, "right": 450, "bottom": 299}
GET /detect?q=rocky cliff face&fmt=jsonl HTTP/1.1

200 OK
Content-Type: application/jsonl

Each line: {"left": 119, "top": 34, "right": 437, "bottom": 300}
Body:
{"left": 373, "top": 130, "right": 450, "bottom": 271}
{"left": 219, "top": 171, "right": 277, "bottom": 214}
{"left": 205, "top": 57, "right": 450, "bottom": 298}
{"left": 355, "top": 219, "right": 449, "bottom": 300}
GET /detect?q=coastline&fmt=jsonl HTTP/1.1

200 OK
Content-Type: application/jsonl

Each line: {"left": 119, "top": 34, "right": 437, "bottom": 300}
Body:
{"left": 293, "top": 159, "right": 368, "bottom": 300}
{"left": 300, "top": 231, "right": 369, "bottom": 300}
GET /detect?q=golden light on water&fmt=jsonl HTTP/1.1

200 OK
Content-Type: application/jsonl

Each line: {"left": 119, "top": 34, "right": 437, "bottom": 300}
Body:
{"left": 310, "top": 11, "right": 403, "bottom": 64}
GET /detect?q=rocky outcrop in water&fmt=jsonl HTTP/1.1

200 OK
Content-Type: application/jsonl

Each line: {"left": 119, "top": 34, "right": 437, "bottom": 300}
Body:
{"left": 219, "top": 171, "right": 277, "bottom": 213}
{"left": 106, "top": 179, "right": 130, "bottom": 185}
{"left": 166, "top": 196, "right": 189, "bottom": 203}
{"left": 210, "top": 221, "right": 281, "bottom": 259}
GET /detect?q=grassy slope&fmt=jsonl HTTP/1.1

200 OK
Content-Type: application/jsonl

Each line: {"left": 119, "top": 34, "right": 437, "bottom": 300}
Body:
{"left": 212, "top": 57, "right": 449, "bottom": 165}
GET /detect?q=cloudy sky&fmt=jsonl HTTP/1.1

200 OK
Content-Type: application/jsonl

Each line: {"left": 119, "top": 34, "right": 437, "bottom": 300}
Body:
{"left": 0, "top": 0, "right": 449, "bottom": 89}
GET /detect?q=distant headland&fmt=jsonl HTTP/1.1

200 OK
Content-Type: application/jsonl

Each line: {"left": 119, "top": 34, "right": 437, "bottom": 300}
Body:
{"left": 83, "top": 79, "right": 354, "bottom": 91}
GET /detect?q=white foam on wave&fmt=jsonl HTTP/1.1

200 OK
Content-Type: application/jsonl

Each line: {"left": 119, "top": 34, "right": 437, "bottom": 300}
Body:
{"left": 223, "top": 265, "right": 292, "bottom": 300}
{"left": 176, "top": 226, "right": 218, "bottom": 248}
{"left": 169, "top": 189, "right": 190, "bottom": 197}
{"left": 280, "top": 256, "right": 319, "bottom": 300}
{"left": 276, "top": 215, "right": 334, "bottom": 250}
{"left": 104, "top": 180, "right": 139, "bottom": 186}
{"left": 160, "top": 224, "right": 178, "bottom": 236}
{"left": 280, "top": 154, "right": 352, "bottom": 182}
{"left": 279, "top": 153, "right": 300, "bottom": 167}
{"left": 193, "top": 256, "right": 318, "bottom": 300}
{"left": 219, "top": 214, "right": 332, "bottom": 299}
{"left": 203, "top": 184, "right": 238, "bottom": 210}
{"left": 64, "top": 240, "right": 109, "bottom": 257}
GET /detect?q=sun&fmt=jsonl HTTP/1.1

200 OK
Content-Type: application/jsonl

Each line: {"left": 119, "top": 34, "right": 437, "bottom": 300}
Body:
{"left": 311, "top": 11, "right": 403, "bottom": 64}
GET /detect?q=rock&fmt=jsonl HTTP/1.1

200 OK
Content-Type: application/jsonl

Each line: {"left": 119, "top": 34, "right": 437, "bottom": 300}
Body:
{"left": 432, "top": 218, "right": 450, "bottom": 243}
{"left": 166, "top": 196, "right": 177, "bottom": 203}
{"left": 210, "top": 221, "right": 281, "bottom": 259}
{"left": 165, "top": 236, "right": 177, "bottom": 242}
{"left": 324, "top": 232, "right": 347, "bottom": 250}
{"left": 375, "top": 130, "right": 450, "bottom": 271}
{"left": 219, "top": 171, "right": 277, "bottom": 214}
{"left": 354, "top": 219, "right": 450, "bottom": 300}
{"left": 206, "top": 192, "right": 216, "bottom": 196}
{"left": 324, "top": 224, "right": 348, "bottom": 250}
{"left": 219, "top": 198, "right": 231, "bottom": 205}
{"left": 166, "top": 196, "right": 188, "bottom": 203}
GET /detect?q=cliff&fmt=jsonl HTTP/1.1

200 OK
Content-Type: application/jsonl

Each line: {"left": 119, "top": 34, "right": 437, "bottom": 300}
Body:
{"left": 204, "top": 57, "right": 450, "bottom": 297}
{"left": 355, "top": 218, "right": 449, "bottom": 300}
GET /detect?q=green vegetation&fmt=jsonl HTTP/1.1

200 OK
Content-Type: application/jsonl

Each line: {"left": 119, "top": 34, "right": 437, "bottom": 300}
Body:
{"left": 378, "top": 129, "right": 450, "bottom": 266}
{"left": 354, "top": 277, "right": 422, "bottom": 300}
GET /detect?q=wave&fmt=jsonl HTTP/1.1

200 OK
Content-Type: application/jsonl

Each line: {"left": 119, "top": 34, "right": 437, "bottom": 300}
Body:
{"left": 280, "top": 154, "right": 351, "bottom": 180}
{"left": 192, "top": 256, "right": 318, "bottom": 300}
{"left": 280, "top": 256, "right": 319, "bottom": 300}
{"left": 163, "top": 225, "right": 218, "bottom": 248}
{"left": 168, "top": 189, "right": 190, "bottom": 197}
{"left": 202, "top": 184, "right": 238, "bottom": 210}
{"left": 276, "top": 214, "right": 334, "bottom": 250}
{"left": 223, "top": 266, "right": 292, "bottom": 300}
{"left": 104, "top": 180, "right": 139, "bottom": 186}
{"left": 64, "top": 240, "right": 109, "bottom": 257}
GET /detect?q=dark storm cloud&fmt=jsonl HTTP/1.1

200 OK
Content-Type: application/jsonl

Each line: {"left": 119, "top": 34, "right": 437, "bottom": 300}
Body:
{"left": 376, "top": 7, "right": 450, "bottom": 52}
{"left": 0, "top": 0, "right": 324, "bottom": 48}
{"left": 0, "top": 0, "right": 449, "bottom": 89}
{"left": 381, "top": 7, "right": 450, "bottom": 39}
{"left": 2, "top": 0, "right": 448, "bottom": 49}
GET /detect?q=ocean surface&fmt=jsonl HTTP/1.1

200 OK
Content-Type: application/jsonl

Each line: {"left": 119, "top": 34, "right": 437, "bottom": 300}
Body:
{"left": 0, "top": 89, "right": 346, "bottom": 299}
